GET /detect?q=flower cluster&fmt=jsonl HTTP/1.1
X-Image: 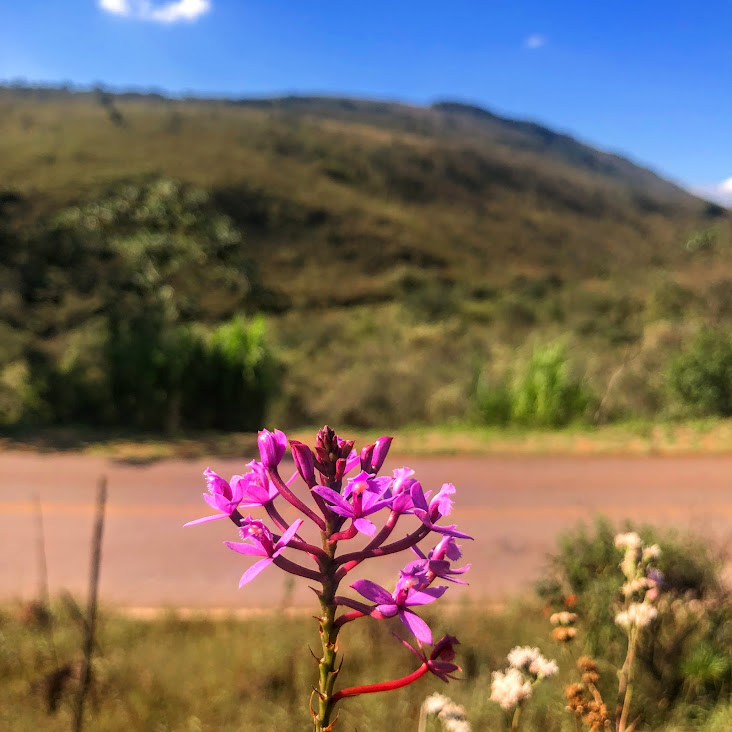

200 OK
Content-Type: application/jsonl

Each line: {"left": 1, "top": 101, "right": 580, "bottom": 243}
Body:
{"left": 614, "top": 531, "right": 663, "bottom": 630}
{"left": 490, "top": 645, "right": 558, "bottom": 714}
{"left": 185, "top": 426, "right": 471, "bottom": 731}
{"left": 550, "top": 610, "right": 579, "bottom": 643}
{"left": 420, "top": 693, "right": 471, "bottom": 732}
{"left": 564, "top": 656, "right": 611, "bottom": 731}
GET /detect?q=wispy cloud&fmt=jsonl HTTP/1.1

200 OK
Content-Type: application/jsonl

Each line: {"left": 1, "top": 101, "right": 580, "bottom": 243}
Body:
{"left": 97, "top": 0, "right": 211, "bottom": 24}
{"left": 524, "top": 34, "right": 547, "bottom": 50}
{"left": 691, "top": 177, "right": 732, "bottom": 207}
{"left": 99, "top": 0, "right": 130, "bottom": 15}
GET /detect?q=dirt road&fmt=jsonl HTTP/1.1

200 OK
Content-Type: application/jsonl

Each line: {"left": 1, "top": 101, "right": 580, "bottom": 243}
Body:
{"left": 2, "top": 452, "right": 731, "bottom": 608}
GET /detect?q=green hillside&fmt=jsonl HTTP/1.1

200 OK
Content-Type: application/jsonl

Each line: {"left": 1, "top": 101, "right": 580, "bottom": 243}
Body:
{"left": 1, "top": 85, "right": 731, "bottom": 430}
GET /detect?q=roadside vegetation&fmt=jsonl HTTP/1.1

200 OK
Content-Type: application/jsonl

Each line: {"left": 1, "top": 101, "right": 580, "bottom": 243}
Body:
{"left": 4, "top": 519, "right": 730, "bottom": 730}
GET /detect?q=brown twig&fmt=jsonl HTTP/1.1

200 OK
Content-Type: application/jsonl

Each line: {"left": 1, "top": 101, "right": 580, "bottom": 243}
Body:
{"left": 33, "top": 493, "right": 57, "bottom": 666}
{"left": 72, "top": 475, "right": 107, "bottom": 732}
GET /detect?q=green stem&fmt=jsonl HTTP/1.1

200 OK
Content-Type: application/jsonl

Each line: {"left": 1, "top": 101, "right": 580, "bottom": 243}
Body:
{"left": 511, "top": 703, "right": 522, "bottom": 730}
{"left": 314, "top": 522, "right": 340, "bottom": 732}
{"left": 617, "top": 627, "right": 638, "bottom": 732}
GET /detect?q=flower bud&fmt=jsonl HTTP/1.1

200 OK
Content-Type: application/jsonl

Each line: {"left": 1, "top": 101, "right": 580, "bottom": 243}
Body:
{"left": 371, "top": 436, "right": 393, "bottom": 472}
{"left": 289, "top": 440, "right": 316, "bottom": 486}
{"left": 258, "top": 429, "right": 287, "bottom": 469}
{"left": 359, "top": 444, "right": 375, "bottom": 472}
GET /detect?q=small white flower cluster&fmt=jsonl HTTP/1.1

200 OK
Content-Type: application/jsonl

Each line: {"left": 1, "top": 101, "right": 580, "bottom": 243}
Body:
{"left": 421, "top": 693, "right": 471, "bottom": 732}
{"left": 506, "top": 645, "right": 559, "bottom": 679}
{"left": 615, "top": 602, "right": 658, "bottom": 629}
{"left": 614, "top": 531, "right": 663, "bottom": 631}
{"left": 550, "top": 611, "right": 578, "bottom": 626}
{"left": 490, "top": 667, "right": 533, "bottom": 711}
{"left": 490, "top": 645, "right": 558, "bottom": 712}
{"left": 621, "top": 577, "right": 653, "bottom": 597}
{"left": 614, "top": 532, "right": 642, "bottom": 550}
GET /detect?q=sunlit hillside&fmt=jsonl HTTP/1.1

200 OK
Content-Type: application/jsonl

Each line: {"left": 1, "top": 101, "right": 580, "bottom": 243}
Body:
{"left": 1, "top": 85, "right": 731, "bottom": 429}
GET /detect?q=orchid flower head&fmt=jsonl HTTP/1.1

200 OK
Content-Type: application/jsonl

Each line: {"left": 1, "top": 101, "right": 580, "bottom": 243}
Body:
{"left": 258, "top": 428, "right": 288, "bottom": 469}
{"left": 224, "top": 516, "right": 303, "bottom": 587}
{"left": 183, "top": 468, "right": 245, "bottom": 526}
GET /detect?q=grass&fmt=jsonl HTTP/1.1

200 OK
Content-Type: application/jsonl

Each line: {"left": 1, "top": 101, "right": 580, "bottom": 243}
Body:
{"left": 6, "top": 419, "right": 732, "bottom": 461}
{"left": 3, "top": 598, "right": 731, "bottom": 731}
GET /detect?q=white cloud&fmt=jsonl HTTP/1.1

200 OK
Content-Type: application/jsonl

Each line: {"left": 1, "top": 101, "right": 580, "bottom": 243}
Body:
{"left": 146, "top": 0, "right": 211, "bottom": 23}
{"left": 690, "top": 178, "right": 732, "bottom": 208}
{"left": 524, "top": 34, "right": 546, "bottom": 50}
{"left": 97, "top": 0, "right": 211, "bottom": 23}
{"left": 99, "top": 0, "right": 130, "bottom": 15}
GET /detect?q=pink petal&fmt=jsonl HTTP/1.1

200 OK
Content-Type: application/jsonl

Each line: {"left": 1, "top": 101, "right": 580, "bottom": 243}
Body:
{"left": 183, "top": 514, "right": 228, "bottom": 527}
{"left": 353, "top": 518, "right": 376, "bottom": 536}
{"left": 239, "top": 557, "right": 273, "bottom": 587}
{"left": 406, "top": 586, "right": 448, "bottom": 606}
{"left": 273, "top": 518, "right": 304, "bottom": 554}
{"left": 399, "top": 609, "right": 433, "bottom": 645}
{"left": 224, "top": 541, "right": 267, "bottom": 557}
{"left": 375, "top": 603, "right": 398, "bottom": 617}
{"left": 312, "top": 486, "right": 352, "bottom": 512}
{"left": 351, "top": 579, "right": 394, "bottom": 605}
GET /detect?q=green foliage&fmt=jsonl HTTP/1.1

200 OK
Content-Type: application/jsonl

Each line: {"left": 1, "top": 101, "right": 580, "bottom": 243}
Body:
{"left": 668, "top": 330, "right": 732, "bottom": 416}
{"left": 0, "top": 178, "right": 279, "bottom": 431}
{"left": 45, "top": 315, "right": 276, "bottom": 432}
{"left": 476, "top": 343, "right": 592, "bottom": 427}
{"left": 686, "top": 227, "right": 719, "bottom": 253}
{"left": 0, "top": 88, "right": 731, "bottom": 432}
{"left": 538, "top": 517, "right": 732, "bottom": 727}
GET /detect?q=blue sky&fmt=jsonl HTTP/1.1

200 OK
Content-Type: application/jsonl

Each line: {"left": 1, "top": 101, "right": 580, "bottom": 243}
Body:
{"left": 1, "top": 0, "right": 731, "bottom": 203}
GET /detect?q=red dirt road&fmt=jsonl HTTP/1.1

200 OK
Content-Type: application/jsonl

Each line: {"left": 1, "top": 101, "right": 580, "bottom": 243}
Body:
{"left": 2, "top": 452, "right": 731, "bottom": 608}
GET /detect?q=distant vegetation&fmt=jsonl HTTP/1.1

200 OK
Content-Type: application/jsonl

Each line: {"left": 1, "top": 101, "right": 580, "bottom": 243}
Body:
{"left": 0, "top": 85, "right": 731, "bottom": 431}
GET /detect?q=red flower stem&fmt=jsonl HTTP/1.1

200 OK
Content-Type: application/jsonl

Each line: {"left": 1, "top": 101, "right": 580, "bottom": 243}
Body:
{"left": 334, "top": 610, "right": 366, "bottom": 627}
{"left": 228, "top": 509, "right": 243, "bottom": 526}
{"left": 331, "top": 663, "right": 429, "bottom": 702}
{"left": 333, "top": 596, "right": 374, "bottom": 614}
{"left": 330, "top": 522, "right": 358, "bottom": 543}
{"left": 273, "top": 555, "right": 324, "bottom": 582}
{"left": 265, "top": 502, "right": 328, "bottom": 560}
{"left": 364, "top": 510, "right": 399, "bottom": 551}
{"left": 335, "top": 524, "right": 430, "bottom": 572}
{"left": 268, "top": 467, "right": 326, "bottom": 531}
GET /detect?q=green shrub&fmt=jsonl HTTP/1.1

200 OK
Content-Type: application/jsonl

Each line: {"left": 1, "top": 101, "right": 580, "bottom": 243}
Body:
{"left": 42, "top": 314, "right": 277, "bottom": 433}
{"left": 538, "top": 517, "right": 732, "bottom": 727}
{"left": 668, "top": 330, "right": 732, "bottom": 416}
{"left": 476, "top": 343, "right": 592, "bottom": 427}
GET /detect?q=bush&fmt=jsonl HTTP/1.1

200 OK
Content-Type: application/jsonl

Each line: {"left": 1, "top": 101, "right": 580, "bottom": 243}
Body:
{"left": 668, "top": 330, "right": 732, "bottom": 416}
{"left": 476, "top": 343, "right": 592, "bottom": 427}
{"left": 49, "top": 314, "right": 278, "bottom": 433}
{"left": 538, "top": 517, "right": 732, "bottom": 727}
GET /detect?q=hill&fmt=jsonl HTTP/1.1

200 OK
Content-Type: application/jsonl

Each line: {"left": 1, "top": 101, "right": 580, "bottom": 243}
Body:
{"left": 0, "top": 85, "right": 730, "bottom": 429}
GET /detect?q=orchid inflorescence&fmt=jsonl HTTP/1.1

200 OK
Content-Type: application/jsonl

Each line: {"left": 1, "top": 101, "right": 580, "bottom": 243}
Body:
{"left": 185, "top": 425, "right": 471, "bottom": 731}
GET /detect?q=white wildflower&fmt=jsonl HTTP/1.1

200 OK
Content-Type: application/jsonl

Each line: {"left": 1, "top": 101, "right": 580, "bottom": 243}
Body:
{"left": 622, "top": 578, "right": 651, "bottom": 596}
{"left": 423, "top": 693, "right": 450, "bottom": 715}
{"left": 614, "top": 532, "right": 641, "bottom": 550}
{"left": 550, "top": 611, "right": 578, "bottom": 626}
{"left": 438, "top": 702, "right": 466, "bottom": 720}
{"left": 439, "top": 702, "right": 468, "bottom": 720}
{"left": 507, "top": 645, "right": 541, "bottom": 669}
{"left": 615, "top": 602, "right": 658, "bottom": 629}
{"left": 643, "top": 544, "right": 662, "bottom": 561}
{"left": 529, "top": 655, "right": 559, "bottom": 678}
{"left": 490, "top": 668, "right": 532, "bottom": 711}
{"left": 619, "top": 550, "right": 639, "bottom": 580}
{"left": 442, "top": 720, "right": 471, "bottom": 732}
